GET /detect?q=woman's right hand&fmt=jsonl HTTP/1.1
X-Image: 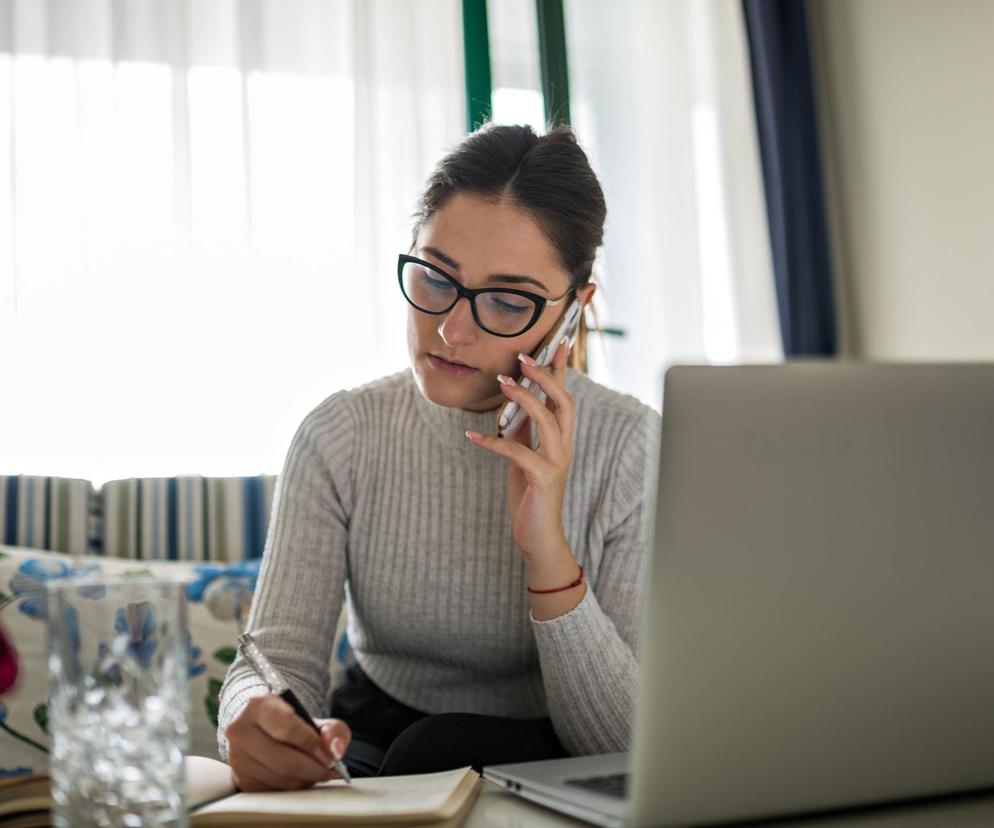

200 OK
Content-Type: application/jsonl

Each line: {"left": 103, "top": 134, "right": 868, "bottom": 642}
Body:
{"left": 225, "top": 694, "right": 352, "bottom": 791}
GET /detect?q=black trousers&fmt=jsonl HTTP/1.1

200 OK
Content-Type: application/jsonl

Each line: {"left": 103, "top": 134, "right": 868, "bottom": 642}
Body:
{"left": 329, "top": 663, "right": 569, "bottom": 777}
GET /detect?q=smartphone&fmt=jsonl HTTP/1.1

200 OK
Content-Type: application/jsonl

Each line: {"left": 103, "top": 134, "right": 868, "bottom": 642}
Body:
{"left": 496, "top": 298, "right": 584, "bottom": 439}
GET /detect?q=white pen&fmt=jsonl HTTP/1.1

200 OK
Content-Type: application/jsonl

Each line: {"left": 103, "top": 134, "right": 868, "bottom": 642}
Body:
{"left": 237, "top": 632, "right": 352, "bottom": 784}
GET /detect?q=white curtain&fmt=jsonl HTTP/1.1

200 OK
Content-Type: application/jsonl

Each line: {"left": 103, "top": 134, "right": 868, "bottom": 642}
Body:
{"left": 3, "top": 0, "right": 782, "bottom": 480}
{"left": 491, "top": 0, "right": 783, "bottom": 410}
{"left": 0, "top": 0, "right": 464, "bottom": 483}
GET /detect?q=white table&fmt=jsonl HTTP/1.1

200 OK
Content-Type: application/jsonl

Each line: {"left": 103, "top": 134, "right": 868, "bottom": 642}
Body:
{"left": 464, "top": 780, "right": 994, "bottom": 827}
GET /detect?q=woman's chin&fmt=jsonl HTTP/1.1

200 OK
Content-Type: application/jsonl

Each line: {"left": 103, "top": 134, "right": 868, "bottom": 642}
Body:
{"left": 415, "top": 366, "right": 500, "bottom": 412}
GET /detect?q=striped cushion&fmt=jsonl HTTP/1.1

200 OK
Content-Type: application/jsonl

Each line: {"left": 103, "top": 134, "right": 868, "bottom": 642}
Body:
{"left": 101, "top": 476, "right": 277, "bottom": 562}
{"left": 0, "top": 476, "right": 98, "bottom": 556}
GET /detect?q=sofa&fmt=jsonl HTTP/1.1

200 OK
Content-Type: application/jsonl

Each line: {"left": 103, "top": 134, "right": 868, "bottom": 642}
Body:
{"left": 0, "top": 474, "right": 354, "bottom": 779}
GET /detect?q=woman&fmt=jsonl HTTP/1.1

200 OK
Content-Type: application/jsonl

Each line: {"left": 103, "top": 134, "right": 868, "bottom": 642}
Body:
{"left": 219, "top": 123, "right": 659, "bottom": 791}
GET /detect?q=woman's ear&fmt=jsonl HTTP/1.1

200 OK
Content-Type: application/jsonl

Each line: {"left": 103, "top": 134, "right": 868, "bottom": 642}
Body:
{"left": 577, "top": 283, "right": 596, "bottom": 307}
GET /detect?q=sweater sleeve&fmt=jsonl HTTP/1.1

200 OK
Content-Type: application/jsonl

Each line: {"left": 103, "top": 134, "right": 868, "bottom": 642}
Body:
{"left": 529, "top": 407, "right": 660, "bottom": 756}
{"left": 217, "top": 394, "right": 354, "bottom": 761}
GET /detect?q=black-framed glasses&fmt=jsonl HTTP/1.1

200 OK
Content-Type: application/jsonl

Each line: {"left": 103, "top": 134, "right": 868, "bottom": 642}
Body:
{"left": 397, "top": 254, "right": 573, "bottom": 338}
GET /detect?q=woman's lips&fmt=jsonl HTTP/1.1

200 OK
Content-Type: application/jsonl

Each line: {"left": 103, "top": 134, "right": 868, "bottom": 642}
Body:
{"left": 428, "top": 354, "right": 478, "bottom": 377}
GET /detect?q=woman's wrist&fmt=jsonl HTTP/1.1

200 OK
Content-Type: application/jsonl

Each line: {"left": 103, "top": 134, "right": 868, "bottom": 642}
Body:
{"left": 525, "top": 542, "right": 587, "bottom": 621}
{"left": 522, "top": 539, "right": 576, "bottom": 586}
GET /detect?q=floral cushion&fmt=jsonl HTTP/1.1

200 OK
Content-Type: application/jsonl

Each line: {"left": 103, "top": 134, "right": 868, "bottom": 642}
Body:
{"left": 0, "top": 544, "right": 352, "bottom": 779}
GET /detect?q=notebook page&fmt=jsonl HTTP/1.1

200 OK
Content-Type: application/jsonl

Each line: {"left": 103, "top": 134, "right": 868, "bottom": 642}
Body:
{"left": 190, "top": 766, "right": 475, "bottom": 823}
{"left": 185, "top": 755, "right": 238, "bottom": 809}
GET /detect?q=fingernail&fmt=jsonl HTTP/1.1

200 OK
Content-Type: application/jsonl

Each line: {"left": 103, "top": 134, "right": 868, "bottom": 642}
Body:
{"left": 497, "top": 374, "right": 517, "bottom": 386}
{"left": 331, "top": 738, "right": 346, "bottom": 759}
{"left": 465, "top": 430, "right": 482, "bottom": 441}
{"left": 560, "top": 336, "right": 570, "bottom": 350}
{"left": 518, "top": 353, "right": 538, "bottom": 367}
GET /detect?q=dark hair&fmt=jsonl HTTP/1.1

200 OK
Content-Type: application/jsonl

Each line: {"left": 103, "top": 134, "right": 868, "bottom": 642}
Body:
{"left": 412, "top": 123, "right": 607, "bottom": 372}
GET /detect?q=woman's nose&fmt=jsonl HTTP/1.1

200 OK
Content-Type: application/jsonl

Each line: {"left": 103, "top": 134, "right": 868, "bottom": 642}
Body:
{"left": 437, "top": 297, "right": 477, "bottom": 346}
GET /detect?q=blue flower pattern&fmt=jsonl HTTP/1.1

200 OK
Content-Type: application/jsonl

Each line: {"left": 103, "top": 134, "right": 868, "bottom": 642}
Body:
{"left": 114, "top": 602, "right": 157, "bottom": 671}
{"left": 9, "top": 559, "right": 105, "bottom": 620}
{"left": 187, "top": 560, "right": 260, "bottom": 626}
{"left": 184, "top": 630, "right": 206, "bottom": 678}
{"left": 1, "top": 554, "right": 242, "bottom": 771}
{"left": 97, "top": 603, "right": 206, "bottom": 680}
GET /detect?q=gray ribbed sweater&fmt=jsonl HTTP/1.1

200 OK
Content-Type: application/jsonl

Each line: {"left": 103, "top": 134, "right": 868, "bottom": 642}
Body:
{"left": 218, "top": 367, "right": 659, "bottom": 760}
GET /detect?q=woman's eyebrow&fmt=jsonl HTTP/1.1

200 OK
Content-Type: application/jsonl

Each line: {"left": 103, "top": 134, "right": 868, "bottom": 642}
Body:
{"left": 420, "top": 245, "right": 549, "bottom": 293}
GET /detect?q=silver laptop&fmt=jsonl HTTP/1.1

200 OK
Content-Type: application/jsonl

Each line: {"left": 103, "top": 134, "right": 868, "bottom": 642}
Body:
{"left": 484, "top": 363, "right": 994, "bottom": 826}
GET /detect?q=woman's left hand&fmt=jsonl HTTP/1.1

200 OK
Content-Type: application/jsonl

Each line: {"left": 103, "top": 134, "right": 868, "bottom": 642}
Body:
{"left": 466, "top": 338, "right": 575, "bottom": 565}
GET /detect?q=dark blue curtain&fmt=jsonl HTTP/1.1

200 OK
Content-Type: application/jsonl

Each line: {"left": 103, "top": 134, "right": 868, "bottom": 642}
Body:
{"left": 742, "top": 0, "right": 838, "bottom": 357}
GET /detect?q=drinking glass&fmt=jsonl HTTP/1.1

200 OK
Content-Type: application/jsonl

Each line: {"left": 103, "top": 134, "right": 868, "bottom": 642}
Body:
{"left": 46, "top": 576, "right": 190, "bottom": 827}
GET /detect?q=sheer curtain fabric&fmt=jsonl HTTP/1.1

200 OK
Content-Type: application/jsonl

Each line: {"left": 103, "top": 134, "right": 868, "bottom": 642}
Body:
{"left": 0, "top": 0, "right": 463, "bottom": 482}
{"left": 562, "top": 0, "right": 783, "bottom": 407}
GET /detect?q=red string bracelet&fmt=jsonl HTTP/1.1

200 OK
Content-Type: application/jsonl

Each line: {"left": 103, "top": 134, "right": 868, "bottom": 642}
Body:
{"left": 527, "top": 565, "right": 584, "bottom": 594}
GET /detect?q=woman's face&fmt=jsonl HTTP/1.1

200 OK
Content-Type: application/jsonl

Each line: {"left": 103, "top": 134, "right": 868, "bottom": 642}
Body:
{"left": 407, "top": 191, "right": 594, "bottom": 412}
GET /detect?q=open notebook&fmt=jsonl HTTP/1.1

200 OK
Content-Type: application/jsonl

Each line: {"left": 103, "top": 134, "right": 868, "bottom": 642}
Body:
{"left": 0, "top": 755, "right": 482, "bottom": 827}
